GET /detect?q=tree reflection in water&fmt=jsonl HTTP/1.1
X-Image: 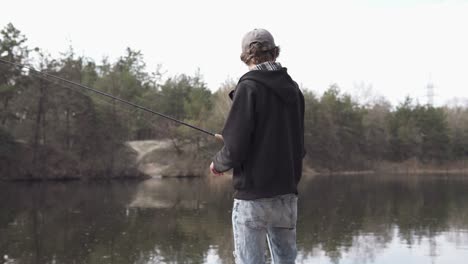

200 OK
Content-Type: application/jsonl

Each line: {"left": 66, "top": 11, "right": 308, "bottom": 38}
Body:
{"left": 1, "top": 174, "right": 468, "bottom": 264}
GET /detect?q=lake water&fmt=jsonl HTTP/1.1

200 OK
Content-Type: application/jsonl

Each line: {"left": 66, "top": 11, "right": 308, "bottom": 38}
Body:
{"left": 1, "top": 174, "right": 468, "bottom": 264}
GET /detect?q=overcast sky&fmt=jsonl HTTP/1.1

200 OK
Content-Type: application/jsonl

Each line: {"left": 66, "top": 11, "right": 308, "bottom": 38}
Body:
{"left": 2, "top": 0, "right": 468, "bottom": 106}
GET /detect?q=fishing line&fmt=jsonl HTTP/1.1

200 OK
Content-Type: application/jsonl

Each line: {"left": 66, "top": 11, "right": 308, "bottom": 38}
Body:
{"left": 30, "top": 70, "right": 141, "bottom": 116}
{"left": 29, "top": 68, "right": 170, "bottom": 134}
{"left": 30, "top": 70, "right": 178, "bottom": 135}
{"left": 28, "top": 71, "right": 124, "bottom": 128}
{"left": 0, "top": 58, "right": 217, "bottom": 137}
{"left": 30, "top": 69, "right": 220, "bottom": 149}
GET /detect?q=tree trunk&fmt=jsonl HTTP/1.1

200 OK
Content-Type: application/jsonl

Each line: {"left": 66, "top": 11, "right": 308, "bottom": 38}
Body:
{"left": 108, "top": 99, "right": 116, "bottom": 177}
{"left": 1, "top": 96, "right": 10, "bottom": 126}
{"left": 32, "top": 77, "right": 50, "bottom": 179}
{"left": 65, "top": 107, "right": 70, "bottom": 150}
{"left": 32, "top": 81, "right": 45, "bottom": 174}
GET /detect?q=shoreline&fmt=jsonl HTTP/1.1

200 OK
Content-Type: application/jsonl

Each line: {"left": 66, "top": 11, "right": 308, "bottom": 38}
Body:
{"left": 4, "top": 168, "right": 468, "bottom": 183}
{"left": 0, "top": 175, "right": 151, "bottom": 183}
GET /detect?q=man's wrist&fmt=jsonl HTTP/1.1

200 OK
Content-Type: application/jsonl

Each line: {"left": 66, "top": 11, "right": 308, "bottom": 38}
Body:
{"left": 212, "top": 161, "right": 222, "bottom": 173}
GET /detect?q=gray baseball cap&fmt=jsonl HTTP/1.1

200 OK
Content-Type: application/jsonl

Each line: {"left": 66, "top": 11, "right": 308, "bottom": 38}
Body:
{"left": 241, "top": 28, "right": 276, "bottom": 53}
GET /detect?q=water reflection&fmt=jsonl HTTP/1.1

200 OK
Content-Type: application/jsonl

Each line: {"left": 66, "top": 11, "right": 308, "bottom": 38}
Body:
{"left": 1, "top": 175, "right": 468, "bottom": 263}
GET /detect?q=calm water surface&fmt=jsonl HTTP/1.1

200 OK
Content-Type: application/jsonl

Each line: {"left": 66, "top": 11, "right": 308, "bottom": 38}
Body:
{"left": 1, "top": 174, "right": 468, "bottom": 264}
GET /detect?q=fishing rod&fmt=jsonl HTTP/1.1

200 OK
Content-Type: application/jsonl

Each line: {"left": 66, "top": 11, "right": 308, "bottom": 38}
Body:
{"left": 0, "top": 58, "right": 220, "bottom": 138}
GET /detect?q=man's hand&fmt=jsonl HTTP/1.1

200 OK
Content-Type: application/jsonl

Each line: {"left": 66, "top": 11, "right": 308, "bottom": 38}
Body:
{"left": 215, "top": 133, "right": 224, "bottom": 142}
{"left": 210, "top": 162, "right": 223, "bottom": 176}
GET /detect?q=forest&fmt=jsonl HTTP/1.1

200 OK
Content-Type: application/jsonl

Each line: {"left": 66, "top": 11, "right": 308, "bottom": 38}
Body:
{"left": 1, "top": 23, "right": 468, "bottom": 180}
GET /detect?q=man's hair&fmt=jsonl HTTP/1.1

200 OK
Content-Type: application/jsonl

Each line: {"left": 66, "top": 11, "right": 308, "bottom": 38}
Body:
{"left": 240, "top": 42, "right": 280, "bottom": 65}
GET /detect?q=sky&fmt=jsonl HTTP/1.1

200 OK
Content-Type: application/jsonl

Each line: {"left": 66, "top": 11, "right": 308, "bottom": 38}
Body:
{"left": 2, "top": 0, "right": 468, "bottom": 107}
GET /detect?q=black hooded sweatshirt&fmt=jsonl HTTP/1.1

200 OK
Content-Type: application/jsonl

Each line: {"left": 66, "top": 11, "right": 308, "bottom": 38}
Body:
{"left": 213, "top": 68, "right": 305, "bottom": 200}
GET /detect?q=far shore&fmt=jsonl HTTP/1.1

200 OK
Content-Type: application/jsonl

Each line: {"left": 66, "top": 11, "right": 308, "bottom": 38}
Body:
{"left": 4, "top": 139, "right": 468, "bottom": 181}
{"left": 4, "top": 165, "right": 468, "bottom": 183}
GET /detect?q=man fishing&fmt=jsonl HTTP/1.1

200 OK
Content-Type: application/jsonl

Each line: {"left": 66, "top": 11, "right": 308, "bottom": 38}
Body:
{"left": 210, "top": 28, "right": 305, "bottom": 264}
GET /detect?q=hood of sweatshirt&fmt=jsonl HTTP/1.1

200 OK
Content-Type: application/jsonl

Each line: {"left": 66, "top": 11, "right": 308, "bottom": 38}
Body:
{"left": 236, "top": 68, "right": 299, "bottom": 104}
